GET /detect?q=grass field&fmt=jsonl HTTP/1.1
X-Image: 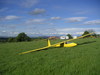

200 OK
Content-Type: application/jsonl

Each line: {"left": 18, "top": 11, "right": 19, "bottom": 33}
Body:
{"left": 0, "top": 38, "right": 100, "bottom": 75}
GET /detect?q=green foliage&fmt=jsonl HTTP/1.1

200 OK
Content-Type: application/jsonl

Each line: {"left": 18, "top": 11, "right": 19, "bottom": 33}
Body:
{"left": 82, "top": 31, "right": 90, "bottom": 38}
{"left": 0, "top": 37, "right": 8, "bottom": 42}
{"left": 8, "top": 37, "right": 15, "bottom": 42}
{"left": 37, "top": 37, "right": 43, "bottom": 40}
{"left": 67, "top": 34, "right": 73, "bottom": 39}
{"left": 82, "top": 30, "right": 97, "bottom": 38}
{"left": 82, "top": 31, "right": 90, "bottom": 35}
{"left": 15, "top": 32, "right": 31, "bottom": 42}
{"left": 96, "top": 34, "right": 100, "bottom": 37}
{"left": 92, "top": 33, "right": 97, "bottom": 37}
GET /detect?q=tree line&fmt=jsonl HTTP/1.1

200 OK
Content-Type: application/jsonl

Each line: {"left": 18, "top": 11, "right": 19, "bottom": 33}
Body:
{"left": 67, "top": 30, "right": 98, "bottom": 39}
{"left": 0, "top": 30, "right": 100, "bottom": 43}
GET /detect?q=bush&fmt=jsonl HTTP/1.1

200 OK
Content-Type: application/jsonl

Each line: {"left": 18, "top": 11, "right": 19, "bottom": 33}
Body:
{"left": 67, "top": 34, "right": 73, "bottom": 39}
{"left": 15, "top": 32, "right": 31, "bottom": 42}
{"left": 8, "top": 37, "right": 15, "bottom": 42}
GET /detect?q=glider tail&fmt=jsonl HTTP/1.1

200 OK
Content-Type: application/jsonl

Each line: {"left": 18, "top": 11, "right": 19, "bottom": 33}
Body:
{"left": 47, "top": 39, "right": 51, "bottom": 46}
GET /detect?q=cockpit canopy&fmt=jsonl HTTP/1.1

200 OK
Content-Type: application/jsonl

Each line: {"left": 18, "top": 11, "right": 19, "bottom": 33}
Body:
{"left": 65, "top": 41, "right": 72, "bottom": 44}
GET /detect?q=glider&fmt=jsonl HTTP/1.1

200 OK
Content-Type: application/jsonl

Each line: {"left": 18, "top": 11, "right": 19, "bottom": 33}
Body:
{"left": 19, "top": 32, "right": 94, "bottom": 55}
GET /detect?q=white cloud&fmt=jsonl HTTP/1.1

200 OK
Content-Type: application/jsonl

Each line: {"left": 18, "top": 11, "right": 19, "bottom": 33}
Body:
{"left": 2, "top": 31, "right": 6, "bottom": 33}
{"left": 0, "top": 15, "right": 21, "bottom": 21}
{"left": 1, "top": 27, "right": 100, "bottom": 37}
{"left": 56, "top": 28, "right": 100, "bottom": 35}
{"left": 97, "top": 32, "right": 100, "bottom": 34}
{"left": 26, "top": 19, "right": 46, "bottom": 23}
{"left": 57, "top": 28, "right": 100, "bottom": 31}
{"left": 5, "top": 15, "right": 20, "bottom": 20}
{"left": 51, "top": 17, "right": 61, "bottom": 20}
{"left": 30, "top": 8, "right": 46, "bottom": 15}
{"left": 84, "top": 20, "right": 100, "bottom": 25}
{"left": 64, "top": 17, "right": 87, "bottom": 23}
{"left": 75, "top": 32, "right": 84, "bottom": 35}
{"left": 75, "top": 11, "right": 88, "bottom": 15}
{"left": 25, "top": 19, "right": 55, "bottom": 25}
{"left": 20, "top": 0, "right": 39, "bottom": 8}
{"left": 0, "top": 8, "right": 8, "bottom": 12}
{"left": 0, "top": 31, "right": 19, "bottom": 36}
{"left": 1, "top": 0, "right": 39, "bottom": 8}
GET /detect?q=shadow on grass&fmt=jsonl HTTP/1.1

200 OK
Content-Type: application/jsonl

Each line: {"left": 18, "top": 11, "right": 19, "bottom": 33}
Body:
{"left": 78, "top": 41, "right": 96, "bottom": 45}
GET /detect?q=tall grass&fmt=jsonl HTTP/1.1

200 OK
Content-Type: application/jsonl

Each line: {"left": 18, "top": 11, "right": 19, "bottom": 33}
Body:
{"left": 0, "top": 38, "right": 100, "bottom": 75}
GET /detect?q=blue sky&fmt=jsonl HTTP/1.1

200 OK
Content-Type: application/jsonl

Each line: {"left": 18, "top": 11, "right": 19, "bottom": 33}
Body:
{"left": 0, "top": 0, "right": 100, "bottom": 37}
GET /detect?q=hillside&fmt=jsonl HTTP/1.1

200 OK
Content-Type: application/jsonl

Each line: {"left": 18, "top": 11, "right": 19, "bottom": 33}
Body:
{"left": 0, "top": 38, "right": 100, "bottom": 75}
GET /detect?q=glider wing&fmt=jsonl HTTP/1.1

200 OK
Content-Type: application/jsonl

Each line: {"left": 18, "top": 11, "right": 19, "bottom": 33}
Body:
{"left": 19, "top": 32, "right": 94, "bottom": 55}
{"left": 19, "top": 46, "right": 50, "bottom": 55}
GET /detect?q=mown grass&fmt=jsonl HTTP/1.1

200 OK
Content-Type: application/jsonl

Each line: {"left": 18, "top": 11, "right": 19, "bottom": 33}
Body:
{"left": 0, "top": 38, "right": 100, "bottom": 75}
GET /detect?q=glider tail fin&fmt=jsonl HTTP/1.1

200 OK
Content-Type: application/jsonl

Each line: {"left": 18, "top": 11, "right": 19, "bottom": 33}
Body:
{"left": 47, "top": 39, "right": 51, "bottom": 46}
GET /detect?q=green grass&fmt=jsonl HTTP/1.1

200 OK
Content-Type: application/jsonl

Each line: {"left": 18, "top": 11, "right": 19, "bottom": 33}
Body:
{"left": 0, "top": 38, "right": 100, "bottom": 75}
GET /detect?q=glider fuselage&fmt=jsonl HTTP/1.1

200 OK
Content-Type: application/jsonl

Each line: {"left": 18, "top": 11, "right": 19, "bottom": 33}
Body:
{"left": 47, "top": 39, "right": 77, "bottom": 47}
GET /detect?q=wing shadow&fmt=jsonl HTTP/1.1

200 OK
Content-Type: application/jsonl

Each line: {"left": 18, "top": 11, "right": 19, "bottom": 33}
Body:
{"left": 78, "top": 41, "right": 96, "bottom": 45}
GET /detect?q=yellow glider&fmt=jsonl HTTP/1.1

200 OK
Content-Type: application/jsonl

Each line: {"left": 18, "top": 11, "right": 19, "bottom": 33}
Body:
{"left": 19, "top": 32, "right": 94, "bottom": 55}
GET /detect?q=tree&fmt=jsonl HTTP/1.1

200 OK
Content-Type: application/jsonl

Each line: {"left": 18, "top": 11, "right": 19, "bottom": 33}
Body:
{"left": 82, "top": 30, "right": 97, "bottom": 38}
{"left": 88, "top": 29, "right": 97, "bottom": 37}
{"left": 67, "top": 34, "right": 73, "bottom": 39}
{"left": 8, "top": 37, "right": 15, "bottom": 42}
{"left": 82, "top": 31, "right": 90, "bottom": 35}
{"left": 15, "top": 32, "right": 31, "bottom": 42}
{"left": 82, "top": 31, "right": 90, "bottom": 38}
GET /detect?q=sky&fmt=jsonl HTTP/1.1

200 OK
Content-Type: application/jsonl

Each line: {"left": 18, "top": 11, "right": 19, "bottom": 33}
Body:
{"left": 0, "top": 0, "right": 100, "bottom": 37}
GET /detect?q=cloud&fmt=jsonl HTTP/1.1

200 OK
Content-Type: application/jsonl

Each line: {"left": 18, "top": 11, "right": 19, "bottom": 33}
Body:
{"left": 64, "top": 17, "right": 87, "bottom": 23}
{"left": 27, "top": 27, "right": 100, "bottom": 36}
{"left": 26, "top": 19, "right": 46, "bottom": 23}
{"left": 5, "top": 15, "right": 20, "bottom": 20}
{"left": 51, "top": 17, "right": 61, "bottom": 20}
{"left": 2, "top": 31, "right": 6, "bottom": 33}
{"left": 1, "top": 27, "right": 100, "bottom": 36}
{"left": 56, "top": 28, "right": 100, "bottom": 35}
{"left": 0, "top": 15, "right": 21, "bottom": 21}
{"left": 1, "top": 0, "right": 39, "bottom": 8}
{"left": 57, "top": 28, "right": 100, "bottom": 31}
{"left": 25, "top": 18, "right": 55, "bottom": 25}
{"left": 84, "top": 20, "right": 100, "bottom": 25}
{"left": 0, "top": 8, "right": 8, "bottom": 12}
{"left": 0, "top": 31, "right": 19, "bottom": 37}
{"left": 75, "top": 11, "right": 88, "bottom": 15}
{"left": 20, "top": 0, "right": 39, "bottom": 8}
{"left": 30, "top": 8, "right": 46, "bottom": 15}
